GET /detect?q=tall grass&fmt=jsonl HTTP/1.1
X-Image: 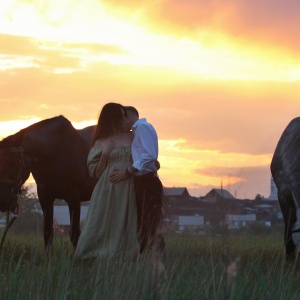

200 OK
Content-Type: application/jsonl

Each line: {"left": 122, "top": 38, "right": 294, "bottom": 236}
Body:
{"left": 1, "top": 233, "right": 300, "bottom": 299}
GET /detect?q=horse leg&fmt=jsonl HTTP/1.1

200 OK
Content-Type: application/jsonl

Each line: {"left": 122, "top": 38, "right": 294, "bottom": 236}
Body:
{"left": 39, "top": 198, "right": 55, "bottom": 249}
{"left": 67, "top": 199, "right": 81, "bottom": 248}
{"left": 278, "top": 190, "right": 296, "bottom": 257}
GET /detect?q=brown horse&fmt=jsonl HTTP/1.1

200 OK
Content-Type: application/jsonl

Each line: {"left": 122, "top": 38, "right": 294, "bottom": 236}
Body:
{"left": 0, "top": 116, "right": 96, "bottom": 248}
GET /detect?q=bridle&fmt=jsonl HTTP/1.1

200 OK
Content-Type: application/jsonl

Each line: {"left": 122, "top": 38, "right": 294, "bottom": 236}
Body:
{"left": 0, "top": 147, "right": 25, "bottom": 212}
{"left": 0, "top": 147, "right": 26, "bottom": 248}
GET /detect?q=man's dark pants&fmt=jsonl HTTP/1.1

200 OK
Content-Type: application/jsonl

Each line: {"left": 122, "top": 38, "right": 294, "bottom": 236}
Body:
{"left": 134, "top": 173, "right": 165, "bottom": 256}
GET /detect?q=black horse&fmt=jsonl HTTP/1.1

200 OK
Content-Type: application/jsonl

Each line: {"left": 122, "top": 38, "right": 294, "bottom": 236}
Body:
{"left": 0, "top": 116, "right": 96, "bottom": 248}
{"left": 271, "top": 117, "right": 300, "bottom": 257}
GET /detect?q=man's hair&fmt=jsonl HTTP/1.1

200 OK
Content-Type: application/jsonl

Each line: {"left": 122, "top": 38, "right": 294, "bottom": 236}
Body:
{"left": 125, "top": 106, "right": 139, "bottom": 118}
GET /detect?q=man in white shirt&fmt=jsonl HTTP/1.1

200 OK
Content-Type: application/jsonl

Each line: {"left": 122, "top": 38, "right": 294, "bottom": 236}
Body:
{"left": 110, "top": 106, "right": 165, "bottom": 260}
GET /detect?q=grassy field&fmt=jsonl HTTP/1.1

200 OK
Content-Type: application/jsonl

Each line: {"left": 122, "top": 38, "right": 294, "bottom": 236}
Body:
{"left": 1, "top": 232, "right": 300, "bottom": 299}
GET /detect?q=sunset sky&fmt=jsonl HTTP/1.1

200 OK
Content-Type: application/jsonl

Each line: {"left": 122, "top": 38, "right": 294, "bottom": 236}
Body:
{"left": 1, "top": 0, "right": 300, "bottom": 199}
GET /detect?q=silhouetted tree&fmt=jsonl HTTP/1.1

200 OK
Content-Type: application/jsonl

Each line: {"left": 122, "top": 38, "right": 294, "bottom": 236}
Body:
{"left": 10, "top": 186, "right": 43, "bottom": 235}
{"left": 255, "top": 194, "right": 263, "bottom": 201}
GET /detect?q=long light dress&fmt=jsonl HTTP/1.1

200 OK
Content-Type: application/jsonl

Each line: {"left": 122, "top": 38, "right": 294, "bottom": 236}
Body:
{"left": 75, "top": 143, "right": 138, "bottom": 260}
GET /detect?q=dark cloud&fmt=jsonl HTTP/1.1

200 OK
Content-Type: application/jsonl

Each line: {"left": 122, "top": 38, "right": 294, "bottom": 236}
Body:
{"left": 100, "top": 0, "right": 300, "bottom": 53}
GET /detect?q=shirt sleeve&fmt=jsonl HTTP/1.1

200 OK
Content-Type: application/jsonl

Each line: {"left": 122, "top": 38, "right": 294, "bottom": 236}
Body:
{"left": 87, "top": 146, "right": 103, "bottom": 178}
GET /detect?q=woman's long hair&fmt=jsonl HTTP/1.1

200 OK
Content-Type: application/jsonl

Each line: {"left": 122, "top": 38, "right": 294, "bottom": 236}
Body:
{"left": 92, "top": 102, "right": 125, "bottom": 145}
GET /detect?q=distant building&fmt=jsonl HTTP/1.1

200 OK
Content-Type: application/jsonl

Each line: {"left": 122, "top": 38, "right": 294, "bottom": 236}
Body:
{"left": 164, "top": 187, "right": 190, "bottom": 198}
{"left": 171, "top": 215, "right": 204, "bottom": 231}
{"left": 204, "top": 188, "right": 235, "bottom": 202}
{"left": 268, "top": 176, "right": 278, "bottom": 201}
{"left": 225, "top": 214, "right": 256, "bottom": 229}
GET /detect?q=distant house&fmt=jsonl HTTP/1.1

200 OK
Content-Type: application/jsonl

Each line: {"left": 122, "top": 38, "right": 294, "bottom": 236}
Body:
{"left": 225, "top": 214, "right": 256, "bottom": 229}
{"left": 204, "top": 188, "right": 235, "bottom": 202}
{"left": 164, "top": 187, "right": 190, "bottom": 198}
{"left": 254, "top": 204, "right": 274, "bottom": 212}
{"left": 253, "top": 204, "right": 275, "bottom": 226}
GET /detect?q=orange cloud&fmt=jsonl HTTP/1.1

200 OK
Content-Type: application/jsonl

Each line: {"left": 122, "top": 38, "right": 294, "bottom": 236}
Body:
{"left": 100, "top": 0, "right": 300, "bottom": 59}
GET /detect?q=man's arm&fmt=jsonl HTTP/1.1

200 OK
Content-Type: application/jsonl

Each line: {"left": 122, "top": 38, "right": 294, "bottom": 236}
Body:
{"left": 109, "top": 161, "right": 160, "bottom": 184}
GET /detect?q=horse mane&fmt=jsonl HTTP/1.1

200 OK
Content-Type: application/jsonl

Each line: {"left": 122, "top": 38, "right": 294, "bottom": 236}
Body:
{"left": 0, "top": 115, "right": 74, "bottom": 148}
{"left": 22, "top": 115, "right": 73, "bottom": 132}
{"left": 272, "top": 117, "right": 300, "bottom": 173}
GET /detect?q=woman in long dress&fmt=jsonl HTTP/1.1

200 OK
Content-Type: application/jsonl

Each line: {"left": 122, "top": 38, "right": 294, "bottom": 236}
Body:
{"left": 75, "top": 103, "right": 138, "bottom": 260}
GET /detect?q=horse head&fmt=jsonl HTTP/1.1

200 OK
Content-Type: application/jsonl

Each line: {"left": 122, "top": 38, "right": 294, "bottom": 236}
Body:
{"left": 0, "top": 142, "right": 30, "bottom": 212}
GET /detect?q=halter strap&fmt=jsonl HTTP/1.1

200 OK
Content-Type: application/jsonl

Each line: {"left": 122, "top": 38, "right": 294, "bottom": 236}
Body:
{"left": 0, "top": 147, "right": 25, "bottom": 188}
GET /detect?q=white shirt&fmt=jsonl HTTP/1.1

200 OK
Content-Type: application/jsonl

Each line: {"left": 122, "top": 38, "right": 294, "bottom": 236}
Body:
{"left": 131, "top": 118, "right": 158, "bottom": 175}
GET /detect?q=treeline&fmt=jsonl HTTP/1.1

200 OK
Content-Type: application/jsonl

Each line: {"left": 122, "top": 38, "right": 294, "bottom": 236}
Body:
{"left": 5, "top": 187, "right": 43, "bottom": 236}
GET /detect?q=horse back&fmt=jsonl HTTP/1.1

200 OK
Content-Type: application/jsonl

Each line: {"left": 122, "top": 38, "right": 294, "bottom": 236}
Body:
{"left": 24, "top": 117, "right": 95, "bottom": 202}
{"left": 271, "top": 117, "right": 300, "bottom": 194}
